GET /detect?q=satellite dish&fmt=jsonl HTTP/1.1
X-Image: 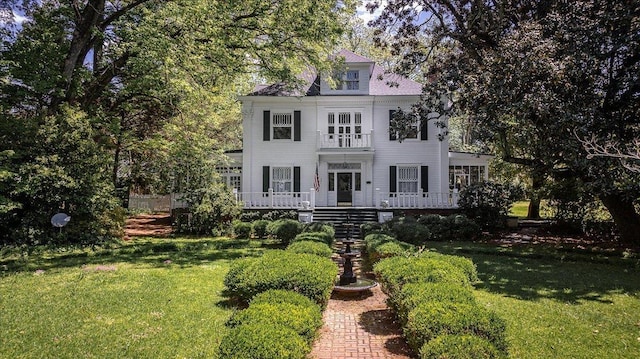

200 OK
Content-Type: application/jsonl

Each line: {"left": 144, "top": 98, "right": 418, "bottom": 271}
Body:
{"left": 51, "top": 213, "right": 71, "bottom": 228}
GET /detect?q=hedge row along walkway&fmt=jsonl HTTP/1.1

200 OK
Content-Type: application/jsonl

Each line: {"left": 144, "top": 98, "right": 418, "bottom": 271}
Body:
{"left": 310, "top": 283, "right": 413, "bottom": 359}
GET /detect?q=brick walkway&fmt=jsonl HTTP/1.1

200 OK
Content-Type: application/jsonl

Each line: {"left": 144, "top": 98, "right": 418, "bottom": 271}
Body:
{"left": 310, "top": 283, "right": 414, "bottom": 359}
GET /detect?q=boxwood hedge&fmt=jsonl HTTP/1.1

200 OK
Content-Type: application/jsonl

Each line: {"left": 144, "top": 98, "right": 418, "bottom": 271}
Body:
{"left": 218, "top": 323, "right": 309, "bottom": 359}
{"left": 374, "top": 256, "right": 470, "bottom": 296}
{"left": 223, "top": 250, "right": 337, "bottom": 307}
{"left": 266, "top": 219, "right": 302, "bottom": 245}
{"left": 291, "top": 231, "right": 334, "bottom": 246}
{"left": 420, "top": 334, "right": 506, "bottom": 359}
{"left": 286, "top": 240, "right": 333, "bottom": 258}
{"left": 404, "top": 301, "right": 508, "bottom": 354}
{"left": 392, "top": 282, "right": 477, "bottom": 326}
{"left": 226, "top": 302, "right": 322, "bottom": 343}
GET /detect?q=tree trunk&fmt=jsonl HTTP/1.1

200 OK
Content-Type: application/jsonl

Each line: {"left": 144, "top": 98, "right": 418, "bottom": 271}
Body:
{"left": 600, "top": 192, "right": 640, "bottom": 245}
{"left": 527, "top": 199, "right": 540, "bottom": 219}
{"left": 527, "top": 171, "right": 544, "bottom": 219}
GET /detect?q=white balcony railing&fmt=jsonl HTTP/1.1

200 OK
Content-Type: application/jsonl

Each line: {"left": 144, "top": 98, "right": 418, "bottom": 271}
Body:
{"left": 317, "top": 131, "right": 372, "bottom": 149}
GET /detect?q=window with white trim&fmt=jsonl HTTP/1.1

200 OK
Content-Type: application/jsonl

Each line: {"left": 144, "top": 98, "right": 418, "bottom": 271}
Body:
{"left": 345, "top": 70, "right": 359, "bottom": 90}
{"left": 398, "top": 166, "right": 419, "bottom": 193}
{"left": 272, "top": 167, "right": 292, "bottom": 192}
{"left": 218, "top": 166, "right": 242, "bottom": 191}
{"left": 272, "top": 112, "right": 292, "bottom": 140}
{"left": 449, "top": 165, "right": 485, "bottom": 190}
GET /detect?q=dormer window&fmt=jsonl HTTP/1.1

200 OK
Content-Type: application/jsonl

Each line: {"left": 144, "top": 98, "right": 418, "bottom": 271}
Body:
{"left": 345, "top": 70, "right": 359, "bottom": 90}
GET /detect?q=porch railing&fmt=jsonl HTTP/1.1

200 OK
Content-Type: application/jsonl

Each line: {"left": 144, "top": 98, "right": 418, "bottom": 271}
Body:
{"left": 317, "top": 131, "right": 373, "bottom": 149}
{"left": 237, "top": 188, "right": 315, "bottom": 209}
{"left": 377, "top": 191, "right": 459, "bottom": 209}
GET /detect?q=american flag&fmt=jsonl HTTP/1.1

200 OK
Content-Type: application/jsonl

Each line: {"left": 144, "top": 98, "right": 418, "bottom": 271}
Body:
{"left": 314, "top": 164, "right": 320, "bottom": 192}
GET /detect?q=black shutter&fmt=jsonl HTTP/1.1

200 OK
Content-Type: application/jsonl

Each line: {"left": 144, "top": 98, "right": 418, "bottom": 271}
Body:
{"left": 421, "top": 166, "right": 429, "bottom": 192}
{"left": 420, "top": 119, "right": 428, "bottom": 140}
{"left": 294, "top": 111, "right": 301, "bottom": 141}
{"left": 263, "top": 110, "right": 270, "bottom": 141}
{"left": 262, "top": 166, "right": 270, "bottom": 192}
{"left": 293, "top": 166, "right": 301, "bottom": 192}
{"left": 389, "top": 166, "right": 397, "bottom": 193}
{"left": 389, "top": 110, "right": 397, "bottom": 141}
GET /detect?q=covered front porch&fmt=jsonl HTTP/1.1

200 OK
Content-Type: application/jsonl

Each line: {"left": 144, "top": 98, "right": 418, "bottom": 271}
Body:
{"left": 234, "top": 188, "right": 459, "bottom": 210}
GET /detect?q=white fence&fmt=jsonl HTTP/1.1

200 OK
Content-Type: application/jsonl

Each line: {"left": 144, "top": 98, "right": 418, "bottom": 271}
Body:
{"left": 128, "top": 194, "right": 171, "bottom": 212}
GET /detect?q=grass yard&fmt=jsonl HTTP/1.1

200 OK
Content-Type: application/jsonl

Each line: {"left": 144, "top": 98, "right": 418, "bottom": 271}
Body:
{"left": 0, "top": 237, "right": 268, "bottom": 359}
{"left": 2, "top": 236, "right": 639, "bottom": 358}
{"left": 427, "top": 242, "right": 640, "bottom": 359}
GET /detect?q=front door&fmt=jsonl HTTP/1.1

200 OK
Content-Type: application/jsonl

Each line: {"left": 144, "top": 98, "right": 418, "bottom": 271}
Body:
{"left": 337, "top": 172, "right": 352, "bottom": 205}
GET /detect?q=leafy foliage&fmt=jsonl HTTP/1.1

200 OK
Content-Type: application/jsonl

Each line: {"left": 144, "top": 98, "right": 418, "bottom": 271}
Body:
{"left": 218, "top": 323, "right": 309, "bottom": 359}
{"left": 266, "top": 219, "right": 303, "bottom": 245}
{"left": 286, "top": 240, "right": 334, "bottom": 258}
{"left": 458, "top": 182, "right": 522, "bottom": 229}
{"left": 223, "top": 250, "right": 337, "bottom": 307}
{"left": 368, "top": 0, "right": 640, "bottom": 243}
{"left": 420, "top": 334, "right": 506, "bottom": 359}
{"left": 174, "top": 182, "right": 243, "bottom": 235}
{"left": 1, "top": 0, "right": 357, "bottom": 244}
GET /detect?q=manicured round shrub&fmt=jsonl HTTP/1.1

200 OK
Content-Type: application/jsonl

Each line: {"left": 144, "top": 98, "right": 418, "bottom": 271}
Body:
{"left": 266, "top": 219, "right": 302, "bottom": 245}
{"left": 292, "top": 231, "right": 334, "bottom": 246}
{"left": 286, "top": 240, "right": 333, "bottom": 258}
{"left": 417, "top": 251, "right": 479, "bottom": 283}
{"left": 391, "top": 221, "right": 431, "bottom": 245}
{"left": 418, "top": 214, "right": 481, "bottom": 241}
{"left": 404, "top": 301, "right": 507, "bottom": 354}
{"left": 233, "top": 220, "right": 252, "bottom": 239}
{"left": 251, "top": 219, "right": 270, "bottom": 238}
{"left": 218, "top": 323, "right": 309, "bottom": 359}
{"left": 227, "top": 302, "right": 322, "bottom": 343}
{"left": 374, "top": 256, "right": 470, "bottom": 296}
{"left": 250, "top": 289, "right": 319, "bottom": 308}
{"left": 224, "top": 257, "right": 258, "bottom": 292}
{"left": 360, "top": 222, "right": 383, "bottom": 237}
{"left": 303, "top": 222, "right": 335, "bottom": 238}
{"left": 371, "top": 241, "right": 414, "bottom": 261}
{"left": 223, "top": 250, "right": 338, "bottom": 307}
{"left": 364, "top": 233, "right": 396, "bottom": 250}
{"left": 392, "top": 282, "right": 477, "bottom": 325}
{"left": 420, "top": 334, "right": 506, "bottom": 359}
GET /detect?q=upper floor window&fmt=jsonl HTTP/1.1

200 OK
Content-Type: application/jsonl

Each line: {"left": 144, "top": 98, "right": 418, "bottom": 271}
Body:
{"left": 345, "top": 70, "right": 359, "bottom": 90}
{"left": 272, "top": 112, "right": 292, "bottom": 140}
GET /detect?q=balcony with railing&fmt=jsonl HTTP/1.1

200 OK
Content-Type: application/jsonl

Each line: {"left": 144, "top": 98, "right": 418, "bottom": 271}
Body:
{"left": 317, "top": 131, "right": 373, "bottom": 151}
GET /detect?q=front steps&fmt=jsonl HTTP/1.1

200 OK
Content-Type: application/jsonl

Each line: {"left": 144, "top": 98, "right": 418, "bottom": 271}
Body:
{"left": 311, "top": 208, "right": 378, "bottom": 240}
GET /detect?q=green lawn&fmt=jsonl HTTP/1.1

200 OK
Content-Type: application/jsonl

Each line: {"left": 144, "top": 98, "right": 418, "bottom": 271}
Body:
{"left": 0, "top": 237, "right": 268, "bottom": 359}
{"left": 2, "top": 237, "right": 639, "bottom": 358}
{"left": 509, "top": 200, "right": 554, "bottom": 218}
{"left": 427, "top": 242, "right": 640, "bottom": 359}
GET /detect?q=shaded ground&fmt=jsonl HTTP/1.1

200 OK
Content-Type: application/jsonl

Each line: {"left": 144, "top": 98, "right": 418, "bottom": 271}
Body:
{"left": 124, "top": 212, "right": 173, "bottom": 238}
{"left": 484, "top": 222, "right": 638, "bottom": 253}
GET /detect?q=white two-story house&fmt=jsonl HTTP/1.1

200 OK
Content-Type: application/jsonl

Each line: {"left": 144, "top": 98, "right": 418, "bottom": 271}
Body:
{"left": 232, "top": 50, "right": 490, "bottom": 210}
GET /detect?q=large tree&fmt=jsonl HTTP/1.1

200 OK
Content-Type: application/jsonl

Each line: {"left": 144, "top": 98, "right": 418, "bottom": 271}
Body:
{"left": 0, "top": 0, "right": 355, "bottom": 244}
{"left": 368, "top": 0, "right": 640, "bottom": 243}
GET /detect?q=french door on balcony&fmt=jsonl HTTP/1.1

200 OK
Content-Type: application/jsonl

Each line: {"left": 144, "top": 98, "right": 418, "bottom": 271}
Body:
{"left": 328, "top": 112, "right": 362, "bottom": 148}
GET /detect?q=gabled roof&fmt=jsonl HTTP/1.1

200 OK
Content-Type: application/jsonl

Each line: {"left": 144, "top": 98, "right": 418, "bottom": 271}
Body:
{"left": 333, "top": 49, "right": 375, "bottom": 64}
{"left": 248, "top": 50, "right": 423, "bottom": 97}
{"left": 370, "top": 65, "right": 422, "bottom": 95}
